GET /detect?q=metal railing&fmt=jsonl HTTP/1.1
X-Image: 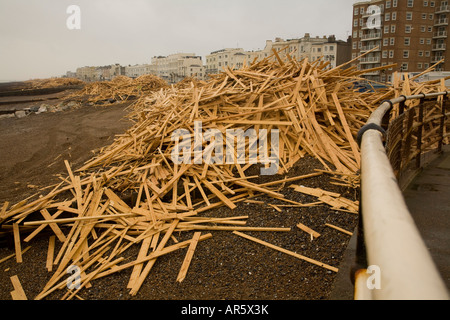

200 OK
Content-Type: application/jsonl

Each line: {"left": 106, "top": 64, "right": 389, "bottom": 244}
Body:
{"left": 354, "top": 91, "right": 450, "bottom": 300}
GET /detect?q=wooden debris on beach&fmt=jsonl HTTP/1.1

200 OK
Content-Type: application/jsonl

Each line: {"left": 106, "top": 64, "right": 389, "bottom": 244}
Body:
{"left": 289, "top": 184, "right": 359, "bottom": 213}
{"left": 0, "top": 49, "right": 447, "bottom": 299}
{"left": 25, "top": 77, "right": 85, "bottom": 89}
{"left": 76, "top": 74, "right": 169, "bottom": 103}
{"left": 10, "top": 275, "right": 28, "bottom": 300}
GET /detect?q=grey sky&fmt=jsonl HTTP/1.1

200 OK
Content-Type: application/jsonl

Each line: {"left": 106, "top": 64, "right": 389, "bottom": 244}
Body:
{"left": 0, "top": 0, "right": 357, "bottom": 81}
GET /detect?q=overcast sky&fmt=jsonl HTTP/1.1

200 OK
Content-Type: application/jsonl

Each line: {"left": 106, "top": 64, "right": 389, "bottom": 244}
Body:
{"left": 0, "top": 0, "right": 357, "bottom": 81}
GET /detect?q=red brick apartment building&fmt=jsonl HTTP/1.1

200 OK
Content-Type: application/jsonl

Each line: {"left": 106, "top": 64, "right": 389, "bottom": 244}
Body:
{"left": 352, "top": 0, "right": 450, "bottom": 82}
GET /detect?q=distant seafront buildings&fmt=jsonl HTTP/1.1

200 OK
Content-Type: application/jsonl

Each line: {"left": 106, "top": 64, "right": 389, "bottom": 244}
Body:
{"left": 66, "top": 34, "right": 352, "bottom": 84}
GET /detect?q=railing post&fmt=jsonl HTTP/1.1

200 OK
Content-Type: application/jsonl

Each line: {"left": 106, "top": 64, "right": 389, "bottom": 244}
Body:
{"left": 416, "top": 98, "right": 425, "bottom": 169}
{"left": 398, "top": 99, "right": 406, "bottom": 116}
{"left": 438, "top": 94, "right": 448, "bottom": 153}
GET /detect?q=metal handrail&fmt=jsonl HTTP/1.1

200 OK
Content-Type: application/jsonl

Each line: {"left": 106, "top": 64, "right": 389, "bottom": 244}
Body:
{"left": 355, "top": 91, "right": 450, "bottom": 300}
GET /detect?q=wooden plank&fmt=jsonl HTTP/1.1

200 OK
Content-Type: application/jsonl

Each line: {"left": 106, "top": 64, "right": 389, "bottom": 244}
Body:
{"left": 10, "top": 275, "right": 27, "bottom": 300}
{"left": 64, "top": 160, "right": 83, "bottom": 210}
{"left": 201, "top": 179, "right": 237, "bottom": 210}
{"left": 325, "top": 223, "right": 353, "bottom": 236}
{"left": 331, "top": 93, "right": 361, "bottom": 167}
{"left": 289, "top": 184, "right": 340, "bottom": 198}
{"left": 296, "top": 223, "right": 321, "bottom": 240}
{"left": 233, "top": 231, "right": 338, "bottom": 272}
{"left": 176, "top": 225, "right": 290, "bottom": 232}
{"left": 221, "top": 120, "right": 293, "bottom": 126}
{"left": 0, "top": 201, "right": 9, "bottom": 219}
{"left": 46, "top": 235, "right": 56, "bottom": 272}
{"left": 177, "top": 231, "right": 202, "bottom": 282}
{"left": 13, "top": 223, "right": 22, "bottom": 263}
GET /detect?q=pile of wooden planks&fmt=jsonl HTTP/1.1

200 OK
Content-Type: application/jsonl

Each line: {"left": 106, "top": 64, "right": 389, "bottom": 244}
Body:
{"left": 76, "top": 74, "right": 169, "bottom": 104}
{"left": 25, "top": 77, "right": 85, "bottom": 89}
{"left": 1, "top": 49, "right": 447, "bottom": 299}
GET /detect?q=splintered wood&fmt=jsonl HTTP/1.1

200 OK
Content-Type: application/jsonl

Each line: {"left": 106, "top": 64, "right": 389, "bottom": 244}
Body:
{"left": 75, "top": 74, "right": 169, "bottom": 104}
{"left": 1, "top": 49, "right": 447, "bottom": 300}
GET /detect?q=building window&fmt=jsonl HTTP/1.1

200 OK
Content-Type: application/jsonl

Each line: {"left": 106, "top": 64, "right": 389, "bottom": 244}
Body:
{"left": 401, "top": 63, "right": 409, "bottom": 71}
{"left": 383, "top": 50, "right": 388, "bottom": 58}
{"left": 406, "top": 12, "right": 413, "bottom": 20}
{"left": 354, "top": 7, "right": 359, "bottom": 15}
{"left": 393, "top": 0, "right": 398, "bottom": 7}
{"left": 390, "top": 37, "right": 395, "bottom": 45}
{"left": 424, "top": 63, "right": 429, "bottom": 68}
{"left": 422, "top": 13, "right": 427, "bottom": 19}
{"left": 360, "top": 7, "right": 365, "bottom": 14}
{"left": 391, "top": 25, "right": 396, "bottom": 32}
{"left": 385, "top": 26, "right": 390, "bottom": 34}
{"left": 404, "top": 37, "right": 410, "bottom": 45}
{"left": 420, "top": 38, "right": 425, "bottom": 44}
{"left": 386, "top": 1, "right": 391, "bottom": 8}
{"left": 389, "top": 50, "right": 394, "bottom": 58}
{"left": 383, "top": 38, "right": 389, "bottom": 46}
{"left": 385, "top": 13, "right": 391, "bottom": 21}
{"left": 353, "top": 42, "right": 357, "bottom": 49}
{"left": 418, "top": 63, "right": 423, "bottom": 69}
{"left": 425, "top": 51, "right": 430, "bottom": 57}
{"left": 427, "top": 38, "right": 432, "bottom": 44}
{"left": 403, "top": 50, "right": 410, "bottom": 58}
{"left": 405, "top": 25, "right": 412, "bottom": 33}
{"left": 392, "top": 12, "right": 397, "bottom": 20}
{"left": 353, "top": 31, "right": 358, "bottom": 38}
{"left": 419, "top": 50, "right": 424, "bottom": 56}
{"left": 421, "top": 26, "right": 426, "bottom": 32}
{"left": 429, "top": 13, "right": 434, "bottom": 20}
{"left": 430, "top": 1, "right": 435, "bottom": 7}
{"left": 428, "top": 26, "right": 433, "bottom": 32}
{"left": 407, "top": 0, "right": 414, "bottom": 7}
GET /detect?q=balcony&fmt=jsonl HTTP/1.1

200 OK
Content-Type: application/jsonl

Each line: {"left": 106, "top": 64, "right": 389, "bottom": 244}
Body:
{"left": 431, "top": 55, "right": 445, "bottom": 63}
{"left": 360, "top": 56, "right": 381, "bottom": 64}
{"left": 436, "top": 5, "right": 450, "bottom": 13}
{"left": 433, "top": 30, "right": 448, "bottom": 38}
{"left": 432, "top": 43, "right": 447, "bottom": 51}
{"left": 361, "top": 44, "right": 381, "bottom": 52}
{"left": 434, "top": 18, "right": 449, "bottom": 26}
{"left": 361, "top": 7, "right": 384, "bottom": 18}
{"left": 361, "top": 32, "right": 382, "bottom": 41}
{"left": 361, "top": 70, "right": 380, "bottom": 76}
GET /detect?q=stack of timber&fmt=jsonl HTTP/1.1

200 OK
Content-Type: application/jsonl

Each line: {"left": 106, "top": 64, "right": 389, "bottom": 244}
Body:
{"left": 1, "top": 49, "right": 447, "bottom": 299}
{"left": 76, "top": 74, "right": 168, "bottom": 104}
